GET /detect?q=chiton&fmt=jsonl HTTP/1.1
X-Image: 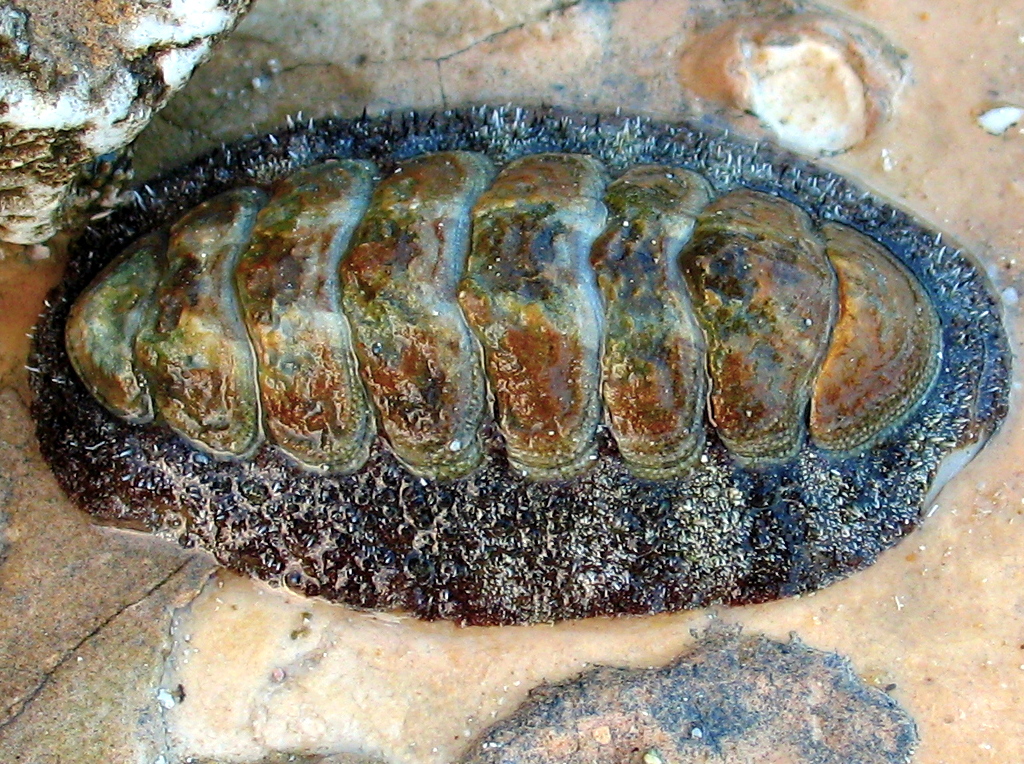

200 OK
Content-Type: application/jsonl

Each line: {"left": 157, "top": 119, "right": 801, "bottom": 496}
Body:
{"left": 31, "top": 107, "right": 1009, "bottom": 625}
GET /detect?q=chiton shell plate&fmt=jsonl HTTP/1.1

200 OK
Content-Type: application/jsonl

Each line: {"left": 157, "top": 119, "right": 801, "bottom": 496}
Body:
{"left": 31, "top": 107, "right": 1010, "bottom": 625}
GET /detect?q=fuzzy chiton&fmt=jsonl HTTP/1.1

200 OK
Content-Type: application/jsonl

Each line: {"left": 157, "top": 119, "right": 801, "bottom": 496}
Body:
{"left": 31, "top": 108, "right": 1010, "bottom": 625}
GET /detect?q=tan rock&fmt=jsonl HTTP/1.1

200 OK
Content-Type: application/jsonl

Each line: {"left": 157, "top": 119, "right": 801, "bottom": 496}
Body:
{"left": 0, "top": 390, "right": 214, "bottom": 758}
{"left": 1, "top": 1, "right": 1023, "bottom": 763}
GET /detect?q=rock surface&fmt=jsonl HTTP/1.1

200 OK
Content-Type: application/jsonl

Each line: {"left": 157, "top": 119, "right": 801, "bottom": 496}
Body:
{"left": 0, "top": 389, "right": 213, "bottom": 760}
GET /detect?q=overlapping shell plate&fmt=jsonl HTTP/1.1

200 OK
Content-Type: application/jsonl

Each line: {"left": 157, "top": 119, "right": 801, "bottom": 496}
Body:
{"left": 31, "top": 107, "right": 1010, "bottom": 625}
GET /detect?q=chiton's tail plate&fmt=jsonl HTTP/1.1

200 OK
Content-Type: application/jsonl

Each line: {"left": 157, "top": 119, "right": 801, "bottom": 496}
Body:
{"left": 810, "top": 223, "right": 942, "bottom": 453}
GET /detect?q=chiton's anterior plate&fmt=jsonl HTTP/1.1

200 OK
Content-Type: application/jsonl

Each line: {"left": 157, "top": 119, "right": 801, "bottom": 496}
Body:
{"left": 31, "top": 107, "right": 1010, "bottom": 625}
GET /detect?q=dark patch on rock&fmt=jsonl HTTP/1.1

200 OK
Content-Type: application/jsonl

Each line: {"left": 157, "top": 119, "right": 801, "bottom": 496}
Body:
{"left": 461, "top": 627, "right": 918, "bottom": 764}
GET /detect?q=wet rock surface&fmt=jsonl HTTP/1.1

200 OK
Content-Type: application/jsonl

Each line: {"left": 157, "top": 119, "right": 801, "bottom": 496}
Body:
{"left": 0, "top": 390, "right": 214, "bottom": 758}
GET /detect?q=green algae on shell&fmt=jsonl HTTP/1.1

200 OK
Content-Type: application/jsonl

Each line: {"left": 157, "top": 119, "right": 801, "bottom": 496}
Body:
{"left": 63, "top": 231, "right": 166, "bottom": 423}
{"left": 33, "top": 107, "right": 1010, "bottom": 625}
{"left": 459, "top": 153, "right": 608, "bottom": 480}
{"left": 235, "top": 160, "right": 377, "bottom": 474}
{"left": 343, "top": 151, "right": 494, "bottom": 479}
{"left": 590, "top": 166, "right": 711, "bottom": 480}
{"left": 681, "top": 189, "right": 837, "bottom": 462}
{"left": 133, "top": 188, "right": 266, "bottom": 459}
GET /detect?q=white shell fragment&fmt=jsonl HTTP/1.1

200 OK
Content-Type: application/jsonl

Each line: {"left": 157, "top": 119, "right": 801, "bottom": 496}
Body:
{"left": 977, "top": 106, "right": 1024, "bottom": 136}
{"left": 0, "top": 0, "right": 252, "bottom": 245}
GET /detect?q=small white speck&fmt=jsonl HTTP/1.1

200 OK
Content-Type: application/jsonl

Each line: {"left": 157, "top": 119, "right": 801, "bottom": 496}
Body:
{"left": 156, "top": 688, "right": 176, "bottom": 709}
{"left": 894, "top": 595, "right": 904, "bottom": 611}
{"left": 880, "top": 148, "right": 895, "bottom": 172}
{"left": 1001, "top": 286, "right": 1019, "bottom": 305}
{"left": 448, "top": 439, "right": 462, "bottom": 452}
{"left": 691, "top": 727, "right": 704, "bottom": 740}
{"left": 978, "top": 105, "right": 1024, "bottom": 135}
